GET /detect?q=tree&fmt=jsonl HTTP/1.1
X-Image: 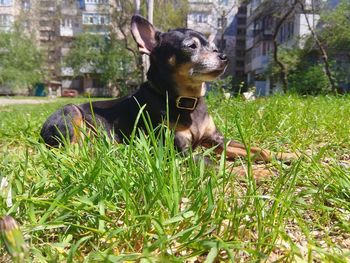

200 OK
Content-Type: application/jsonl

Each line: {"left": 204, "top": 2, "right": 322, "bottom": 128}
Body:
{"left": 64, "top": 33, "right": 136, "bottom": 95}
{"left": 153, "top": 0, "right": 188, "bottom": 31}
{"left": 252, "top": 0, "right": 299, "bottom": 93}
{"left": 298, "top": 0, "right": 337, "bottom": 93}
{"left": 319, "top": 0, "right": 350, "bottom": 91}
{"left": 256, "top": 0, "right": 339, "bottom": 93}
{"left": 0, "top": 25, "right": 45, "bottom": 93}
{"left": 101, "top": 34, "right": 139, "bottom": 94}
{"left": 320, "top": 0, "right": 350, "bottom": 52}
{"left": 64, "top": 33, "right": 105, "bottom": 84}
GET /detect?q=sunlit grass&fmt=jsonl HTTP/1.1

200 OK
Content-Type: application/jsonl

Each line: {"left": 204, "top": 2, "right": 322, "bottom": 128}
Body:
{"left": 0, "top": 94, "right": 349, "bottom": 262}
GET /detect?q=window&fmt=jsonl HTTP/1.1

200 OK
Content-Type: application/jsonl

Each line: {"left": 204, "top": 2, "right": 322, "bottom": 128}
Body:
{"left": 237, "top": 28, "right": 246, "bottom": 36}
{"left": 217, "top": 39, "right": 226, "bottom": 50}
{"left": 279, "top": 21, "right": 294, "bottom": 43}
{"left": 0, "top": 0, "right": 12, "bottom": 6}
{"left": 236, "top": 71, "right": 245, "bottom": 78}
{"left": 236, "top": 50, "right": 245, "bottom": 57}
{"left": 0, "top": 14, "right": 13, "bottom": 27}
{"left": 238, "top": 6, "right": 247, "bottom": 14}
{"left": 61, "top": 18, "right": 73, "bottom": 27}
{"left": 83, "top": 13, "right": 110, "bottom": 25}
{"left": 236, "top": 60, "right": 244, "bottom": 67}
{"left": 287, "top": 21, "right": 294, "bottom": 38}
{"left": 218, "top": 0, "right": 228, "bottom": 6}
{"left": 191, "top": 12, "right": 208, "bottom": 23}
{"left": 238, "top": 17, "right": 246, "bottom": 25}
{"left": 85, "top": 0, "right": 109, "bottom": 4}
{"left": 217, "top": 17, "right": 227, "bottom": 28}
{"left": 263, "top": 16, "right": 273, "bottom": 31}
{"left": 262, "top": 41, "right": 271, "bottom": 55}
{"left": 22, "top": 0, "right": 30, "bottom": 9}
{"left": 236, "top": 40, "right": 245, "bottom": 48}
{"left": 22, "top": 19, "right": 30, "bottom": 30}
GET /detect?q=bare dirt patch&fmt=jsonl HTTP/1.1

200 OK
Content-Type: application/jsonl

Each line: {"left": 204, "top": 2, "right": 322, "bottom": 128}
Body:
{"left": 0, "top": 98, "right": 55, "bottom": 106}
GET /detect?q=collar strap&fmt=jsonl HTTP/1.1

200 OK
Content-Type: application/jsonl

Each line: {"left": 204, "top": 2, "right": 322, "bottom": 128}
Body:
{"left": 146, "top": 82, "right": 199, "bottom": 111}
{"left": 176, "top": 96, "right": 198, "bottom": 110}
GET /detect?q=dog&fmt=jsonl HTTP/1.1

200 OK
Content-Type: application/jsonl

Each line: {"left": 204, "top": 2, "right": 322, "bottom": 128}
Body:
{"left": 40, "top": 15, "right": 295, "bottom": 163}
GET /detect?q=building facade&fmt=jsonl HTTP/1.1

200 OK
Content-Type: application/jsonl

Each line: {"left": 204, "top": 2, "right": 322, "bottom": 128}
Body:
{"left": 187, "top": 0, "right": 247, "bottom": 86}
{"left": 0, "top": 0, "right": 112, "bottom": 95}
{"left": 245, "top": 0, "right": 322, "bottom": 96}
{"left": 59, "top": 0, "right": 111, "bottom": 95}
{"left": 54, "top": 0, "right": 113, "bottom": 95}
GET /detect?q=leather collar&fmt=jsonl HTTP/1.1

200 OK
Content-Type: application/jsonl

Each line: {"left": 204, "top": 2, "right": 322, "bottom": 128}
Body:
{"left": 147, "top": 81, "right": 201, "bottom": 111}
{"left": 175, "top": 96, "right": 198, "bottom": 110}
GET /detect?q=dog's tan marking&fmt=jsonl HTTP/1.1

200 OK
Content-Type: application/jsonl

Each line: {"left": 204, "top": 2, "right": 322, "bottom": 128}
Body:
{"left": 70, "top": 105, "right": 84, "bottom": 143}
{"left": 229, "top": 164, "right": 277, "bottom": 181}
{"left": 173, "top": 63, "right": 205, "bottom": 97}
{"left": 168, "top": 55, "right": 176, "bottom": 66}
{"left": 169, "top": 122, "right": 189, "bottom": 132}
{"left": 202, "top": 115, "right": 217, "bottom": 138}
{"left": 175, "top": 128, "right": 193, "bottom": 149}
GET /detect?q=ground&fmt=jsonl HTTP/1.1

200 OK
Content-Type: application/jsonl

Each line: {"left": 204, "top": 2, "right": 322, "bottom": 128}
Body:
{"left": 0, "top": 97, "right": 54, "bottom": 106}
{"left": 0, "top": 94, "right": 349, "bottom": 262}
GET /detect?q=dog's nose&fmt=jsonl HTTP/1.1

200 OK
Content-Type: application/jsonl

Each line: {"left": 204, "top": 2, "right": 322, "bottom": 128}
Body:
{"left": 218, "top": 53, "right": 227, "bottom": 61}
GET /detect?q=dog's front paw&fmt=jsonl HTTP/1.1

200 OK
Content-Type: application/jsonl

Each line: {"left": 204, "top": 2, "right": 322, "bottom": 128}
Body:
{"left": 274, "top": 152, "right": 299, "bottom": 164}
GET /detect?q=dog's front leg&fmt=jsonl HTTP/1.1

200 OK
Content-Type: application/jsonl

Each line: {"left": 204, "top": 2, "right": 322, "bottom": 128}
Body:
{"left": 201, "top": 130, "right": 297, "bottom": 163}
{"left": 174, "top": 129, "right": 193, "bottom": 154}
{"left": 202, "top": 131, "right": 272, "bottom": 162}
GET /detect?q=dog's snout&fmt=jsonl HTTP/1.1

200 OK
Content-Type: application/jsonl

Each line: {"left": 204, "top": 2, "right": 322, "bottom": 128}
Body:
{"left": 218, "top": 53, "right": 227, "bottom": 61}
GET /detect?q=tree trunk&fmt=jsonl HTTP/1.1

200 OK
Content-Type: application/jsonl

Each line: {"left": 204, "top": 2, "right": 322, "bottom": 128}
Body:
{"left": 272, "top": 0, "right": 299, "bottom": 93}
{"left": 135, "top": 0, "right": 140, "bottom": 14}
{"left": 142, "top": 0, "right": 154, "bottom": 81}
{"left": 147, "top": 0, "right": 154, "bottom": 23}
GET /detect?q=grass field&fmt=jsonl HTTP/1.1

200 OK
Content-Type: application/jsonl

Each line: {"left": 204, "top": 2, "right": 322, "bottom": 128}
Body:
{"left": 0, "top": 94, "right": 349, "bottom": 262}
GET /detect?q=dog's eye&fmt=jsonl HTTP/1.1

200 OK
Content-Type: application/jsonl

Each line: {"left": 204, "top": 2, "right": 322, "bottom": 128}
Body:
{"left": 188, "top": 43, "right": 197, "bottom": 49}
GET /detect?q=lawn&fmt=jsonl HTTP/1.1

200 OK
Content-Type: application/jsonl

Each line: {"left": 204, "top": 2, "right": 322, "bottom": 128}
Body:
{"left": 0, "top": 94, "right": 349, "bottom": 262}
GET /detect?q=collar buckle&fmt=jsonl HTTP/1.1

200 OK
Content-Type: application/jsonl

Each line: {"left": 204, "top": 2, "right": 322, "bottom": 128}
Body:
{"left": 176, "top": 96, "right": 198, "bottom": 110}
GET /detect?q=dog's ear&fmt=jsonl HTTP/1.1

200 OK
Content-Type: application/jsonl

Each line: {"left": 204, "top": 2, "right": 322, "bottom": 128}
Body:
{"left": 131, "top": 15, "right": 159, "bottom": 55}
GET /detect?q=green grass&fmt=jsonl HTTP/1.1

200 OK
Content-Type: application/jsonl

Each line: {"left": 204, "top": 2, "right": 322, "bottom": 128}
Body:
{"left": 0, "top": 94, "right": 349, "bottom": 262}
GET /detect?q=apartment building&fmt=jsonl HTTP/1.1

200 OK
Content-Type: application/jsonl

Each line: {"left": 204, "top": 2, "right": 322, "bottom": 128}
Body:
{"left": 245, "top": 0, "right": 322, "bottom": 96}
{"left": 0, "top": 0, "right": 19, "bottom": 32}
{"left": 58, "top": 0, "right": 112, "bottom": 95}
{"left": 187, "top": 0, "right": 247, "bottom": 85}
{"left": 60, "top": 0, "right": 114, "bottom": 95}
{"left": 0, "top": 0, "right": 112, "bottom": 95}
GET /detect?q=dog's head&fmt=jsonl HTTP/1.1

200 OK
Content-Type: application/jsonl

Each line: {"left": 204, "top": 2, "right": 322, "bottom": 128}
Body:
{"left": 131, "top": 15, "right": 228, "bottom": 97}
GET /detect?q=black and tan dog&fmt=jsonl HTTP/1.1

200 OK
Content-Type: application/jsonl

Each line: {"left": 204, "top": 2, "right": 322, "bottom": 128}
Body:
{"left": 41, "top": 15, "right": 295, "bottom": 163}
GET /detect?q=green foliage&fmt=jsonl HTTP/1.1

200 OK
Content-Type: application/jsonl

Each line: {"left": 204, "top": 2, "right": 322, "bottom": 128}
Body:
{"left": 267, "top": 47, "right": 340, "bottom": 95}
{"left": 153, "top": 0, "right": 188, "bottom": 31}
{"left": 101, "top": 36, "right": 140, "bottom": 93}
{"left": 64, "top": 34, "right": 106, "bottom": 76}
{"left": 210, "top": 76, "right": 233, "bottom": 92}
{"left": 0, "top": 26, "right": 44, "bottom": 91}
{"left": 267, "top": 47, "right": 304, "bottom": 78}
{"left": 64, "top": 33, "right": 139, "bottom": 94}
{"left": 135, "top": 0, "right": 188, "bottom": 31}
{"left": 266, "top": 1, "right": 350, "bottom": 95}
{"left": 288, "top": 64, "right": 331, "bottom": 95}
{"left": 320, "top": 0, "right": 350, "bottom": 51}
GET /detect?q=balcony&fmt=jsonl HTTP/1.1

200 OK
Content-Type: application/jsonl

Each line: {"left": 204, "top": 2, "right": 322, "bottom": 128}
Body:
{"left": 60, "top": 26, "right": 74, "bottom": 37}
{"left": 251, "top": 55, "right": 270, "bottom": 71}
{"left": 39, "top": 35, "right": 50, "bottom": 41}
{"left": 39, "top": 26, "right": 54, "bottom": 32}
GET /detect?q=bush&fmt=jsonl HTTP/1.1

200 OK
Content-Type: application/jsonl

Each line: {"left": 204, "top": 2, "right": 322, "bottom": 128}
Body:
{"left": 289, "top": 64, "right": 331, "bottom": 95}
